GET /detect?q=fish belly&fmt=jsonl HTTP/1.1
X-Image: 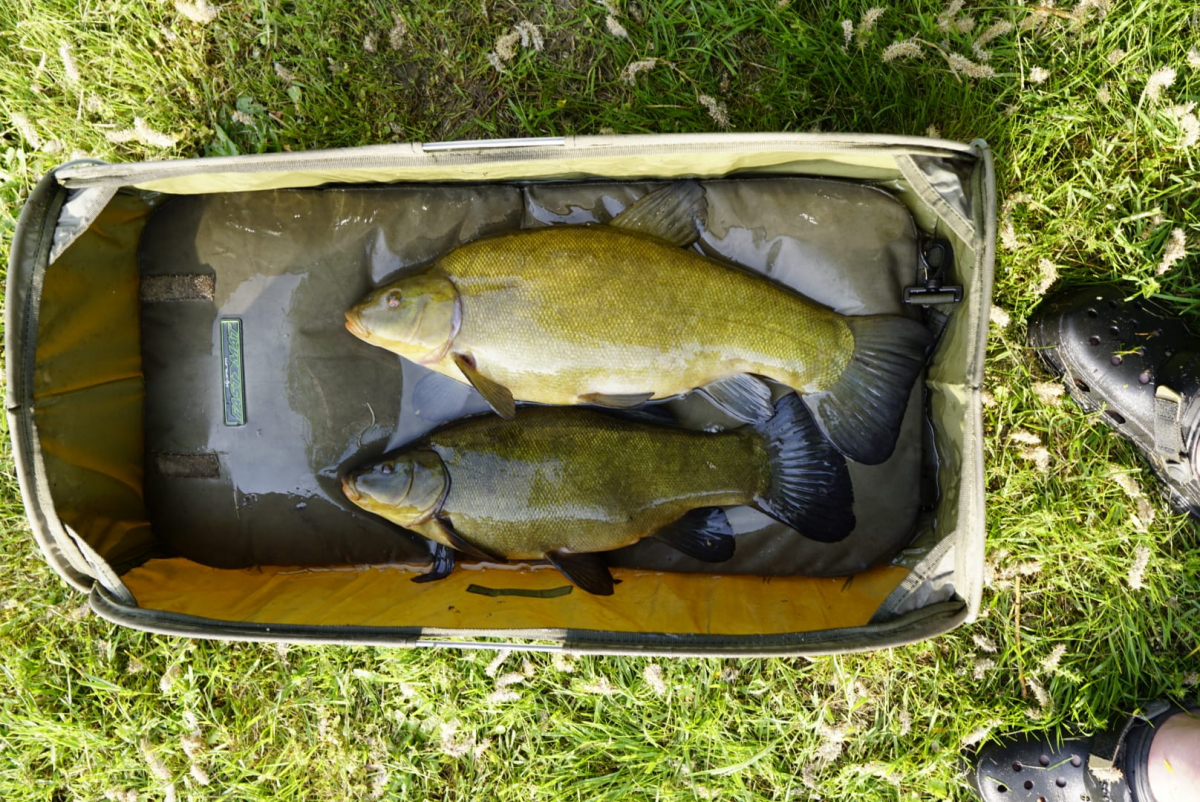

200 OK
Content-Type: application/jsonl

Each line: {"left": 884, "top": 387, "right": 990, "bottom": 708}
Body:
{"left": 424, "top": 408, "right": 766, "bottom": 559}
{"left": 436, "top": 227, "right": 854, "bottom": 402}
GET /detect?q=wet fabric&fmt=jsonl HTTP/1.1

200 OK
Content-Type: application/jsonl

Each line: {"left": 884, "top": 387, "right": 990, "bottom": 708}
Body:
{"left": 138, "top": 178, "right": 926, "bottom": 575}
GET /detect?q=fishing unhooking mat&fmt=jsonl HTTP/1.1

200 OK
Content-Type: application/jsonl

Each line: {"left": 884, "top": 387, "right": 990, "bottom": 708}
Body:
{"left": 6, "top": 134, "right": 994, "bottom": 656}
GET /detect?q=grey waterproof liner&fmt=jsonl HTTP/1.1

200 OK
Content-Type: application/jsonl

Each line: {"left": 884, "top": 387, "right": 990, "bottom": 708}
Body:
{"left": 6, "top": 134, "right": 994, "bottom": 656}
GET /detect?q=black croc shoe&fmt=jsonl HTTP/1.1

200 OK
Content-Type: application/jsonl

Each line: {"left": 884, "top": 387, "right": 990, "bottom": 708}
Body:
{"left": 968, "top": 701, "right": 1187, "bottom": 802}
{"left": 1029, "top": 284, "right": 1200, "bottom": 517}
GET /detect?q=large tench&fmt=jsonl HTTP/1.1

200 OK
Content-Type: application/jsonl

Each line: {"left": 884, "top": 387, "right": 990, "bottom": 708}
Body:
{"left": 345, "top": 181, "right": 931, "bottom": 465}
{"left": 341, "top": 394, "right": 854, "bottom": 595}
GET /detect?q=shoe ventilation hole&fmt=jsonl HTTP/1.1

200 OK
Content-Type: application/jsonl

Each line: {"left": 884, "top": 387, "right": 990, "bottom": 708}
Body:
{"left": 1039, "top": 755, "right": 1050, "bottom": 767}
{"left": 1074, "top": 378, "right": 1090, "bottom": 393}
{"left": 1056, "top": 778, "right": 1067, "bottom": 788}
{"left": 1110, "top": 324, "right": 1120, "bottom": 335}
{"left": 1071, "top": 756, "right": 1082, "bottom": 768}
{"left": 1012, "top": 762, "right": 1022, "bottom": 771}
{"left": 1088, "top": 335, "right": 1101, "bottom": 346}
{"left": 1109, "top": 299, "right": 1120, "bottom": 308}
{"left": 995, "top": 784, "right": 1008, "bottom": 794}
{"left": 1038, "top": 798, "right": 1047, "bottom": 802}
{"left": 1111, "top": 355, "right": 1123, "bottom": 366}
{"left": 1086, "top": 308, "right": 1098, "bottom": 318}
{"left": 1139, "top": 371, "right": 1152, "bottom": 384}
{"left": 1134, "top": 300, "right": 1145, "bottom": 309}
{"left": 1024, "top": 780, "right": 1035, "bottom": 790}
{"left": 1106, "top": 410, "right": 1126, "bottom": 424}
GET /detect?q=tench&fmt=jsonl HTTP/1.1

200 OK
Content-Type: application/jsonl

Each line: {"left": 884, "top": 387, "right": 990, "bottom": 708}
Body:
{"left": 345, "top": 181, "right": 931, "bottom": 465}
{"left": 341, "top": 394, "right": 854, "bottom": 595}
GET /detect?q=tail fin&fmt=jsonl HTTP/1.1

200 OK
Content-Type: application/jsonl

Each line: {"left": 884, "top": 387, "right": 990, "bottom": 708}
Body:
{"left": 803, "top": 315, "right": 931, "bottom": 465}
{"left": 752, "top": 394, "right": 855, "bottom": 543}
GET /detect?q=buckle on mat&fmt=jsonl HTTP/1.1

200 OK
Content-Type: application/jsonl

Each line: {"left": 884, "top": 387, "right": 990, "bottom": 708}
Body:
{"left": 904, "top": 236, "right": 963, "bottom": 306}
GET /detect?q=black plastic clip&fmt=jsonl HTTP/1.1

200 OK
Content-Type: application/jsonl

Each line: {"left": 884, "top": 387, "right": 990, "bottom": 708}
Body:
{"left": 904, "top": 237, "right": 963, "bottom": 306}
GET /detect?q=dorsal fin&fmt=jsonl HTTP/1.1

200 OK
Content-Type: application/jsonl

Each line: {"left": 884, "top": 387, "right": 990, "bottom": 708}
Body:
{"left": 609, "top": 181, "right": 707, "bottom": 247}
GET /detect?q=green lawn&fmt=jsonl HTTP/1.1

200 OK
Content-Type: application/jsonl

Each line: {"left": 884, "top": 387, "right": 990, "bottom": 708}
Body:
{"left": 1, "top": 1, "right": 1198, "bottom": 799}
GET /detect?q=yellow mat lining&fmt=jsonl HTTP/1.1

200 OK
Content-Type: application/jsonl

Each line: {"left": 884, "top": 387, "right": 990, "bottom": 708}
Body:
{"left": 122, "top": 558, "right": 910, "bottom": 635}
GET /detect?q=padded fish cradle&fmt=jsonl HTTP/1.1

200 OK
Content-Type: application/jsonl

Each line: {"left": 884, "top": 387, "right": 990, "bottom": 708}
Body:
{"left": 7, "top": 134, "right": 994, "bottom": 656}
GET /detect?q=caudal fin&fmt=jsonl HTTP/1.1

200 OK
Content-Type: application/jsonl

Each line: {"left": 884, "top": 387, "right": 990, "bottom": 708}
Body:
{"left": 752, "top": 394, "right": 855, "bottom": 543}
{"left": 803, "top": 314, "right": 931, "bottom": 465}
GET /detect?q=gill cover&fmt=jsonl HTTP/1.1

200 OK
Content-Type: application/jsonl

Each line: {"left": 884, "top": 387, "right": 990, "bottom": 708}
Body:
{"left": 342, "top": 449, "right": 449, "bottom": 527}
{"left": 345, "top": 271, "right": 461, "bottom": 364}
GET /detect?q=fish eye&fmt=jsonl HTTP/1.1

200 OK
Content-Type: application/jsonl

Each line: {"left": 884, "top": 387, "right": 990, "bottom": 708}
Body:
{"left": 380, "top": 463, "right": 393, "bottom": 474}
{"left": 386, "top": 292, "right": 401, "bottom": 309}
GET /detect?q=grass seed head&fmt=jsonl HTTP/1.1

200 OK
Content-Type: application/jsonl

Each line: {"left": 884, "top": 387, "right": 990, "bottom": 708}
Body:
{"left": 11, "top": 113, "right": 42, "bottom": 149}
{"left": 1032, "top": 381, "right": 1063, "bottom": 405}
{"left": 972, "top": 633, "right": 998, "bottom": 653}
{"left": 1029, "top": 66, "right": 1050, "bottom": 84}
{"left": 882, "top": 39, "right": 922, "bottom": 62}
{"left": 972, "top": 658, "right": 996, "bottom": 679}
{"left": 1041, "top": 644, "right": 1068, "bottom": 673}
{"left": 697, "top": 94, "right": 730, "bottom": 128}
{"left": 607, "top": 14, "right": 629, "bottom": 38}
{"left": 1158, "top": 228, "right": 1187, "bottom": 274}
{"left": 620, "top": 58, "right": 659, "bottom": 85}
{"left": 58, "top": 42, "right": 80, "bottom": 86}
{"left": 175, "top": 0, "right": 219, "bottom": 24}
{"left": 975, "top": 20, "right": 1013, "bottom": 46}
{"left": 1127, "top": 545, "right": 1150, "bottom": 590}
{"left": 1144, "top": 67, "right": 1176, "bottom": 103}
{"left": 1036, "top": 258, "right": 1059, "bottom": 294}
{"left": 389, "top": 14, "right": 406, "bottom": 49}
{"left": 514, "top": 21, "right": 544, "bottom": 51}
{"left": 989, "top": 304, "right": 1011, "bottom": 329}
{"left": 644, "top": 663, "right": 667, "bottom": 695}
{"left": 842, "top": 19, "right": 854, "bottom": 48}
{"left": 947, "top": 52, "right": 995, "bottom": 79}
{"left": 858, "top": 8, "right": 886, "bottom": 41}
{"left": 364, "top": 32, "right": 378, "bottom": 54}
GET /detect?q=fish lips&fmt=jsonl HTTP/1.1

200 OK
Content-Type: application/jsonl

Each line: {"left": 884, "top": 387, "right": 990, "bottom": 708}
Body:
{"left": 341, "top": 474, "right": 363, "bottom": 503}
{"left": 344, "top": 311, "right": 369, "bottom": 340}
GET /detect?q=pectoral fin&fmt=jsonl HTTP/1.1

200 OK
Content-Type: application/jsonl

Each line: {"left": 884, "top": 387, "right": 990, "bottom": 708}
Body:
{"left": 653, "top": 507, "right": 736, "bottom": 562}
{"left": 412, "top": 542, "right": 455, "bottom": 584}
{"left": 452, "top": 352, "right": 516, "bottom": 420}
{"left": 545, "top": 550, "right": 614, "bottom": 596}
{"left": 427, "top": 516, "right": 506, "bottom": 562}
{"left": 608, "top": 181, "right": 707, "bottom": 247}
{"left": 696, "top": 374, "right": 774, "bottom": 424}
{"left": 579, "top": 391, "right": 655, "bottom": 408}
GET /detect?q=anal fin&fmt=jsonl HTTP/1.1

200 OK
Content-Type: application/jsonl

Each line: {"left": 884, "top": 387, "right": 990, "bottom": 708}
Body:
{"left": 580, "top": 390, "right": 655, "bottom": 408}
{"left": 412, "top": 542, "right": 455, "bottom": 584}
{"left": 545, "top": 550, "right": 614, "bottom": 596}
{"left": 609, "top": 181, "right": 707, "bottom": 247}
{"left": 652, "top": 507, "right": 735, "bottom": 562}
{"left": 452, "top": 352, "right": 516, "bottom": 420}
{"left": 696, "top": 374, "right": 774, "bottom": 424}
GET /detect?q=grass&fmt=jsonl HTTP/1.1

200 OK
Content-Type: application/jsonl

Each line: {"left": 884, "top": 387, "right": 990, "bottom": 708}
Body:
{"left": 1, "top": 0, "right": 1199, "bottom": 799}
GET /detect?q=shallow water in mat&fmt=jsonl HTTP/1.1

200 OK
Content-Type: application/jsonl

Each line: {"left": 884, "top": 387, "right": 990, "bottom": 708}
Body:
{"left": 138, "top": 179, "right": 938, "bottom": 576}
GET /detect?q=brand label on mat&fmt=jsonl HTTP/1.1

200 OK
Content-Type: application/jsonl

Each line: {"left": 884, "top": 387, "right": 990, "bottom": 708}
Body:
{"left": 220, "top": 318, "right": 247, "bottom": 426}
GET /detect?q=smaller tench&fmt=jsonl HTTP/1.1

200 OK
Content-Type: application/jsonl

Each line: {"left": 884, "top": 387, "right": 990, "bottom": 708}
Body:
{"left": 341, "top": 394, "right": 854, "bottom": 595}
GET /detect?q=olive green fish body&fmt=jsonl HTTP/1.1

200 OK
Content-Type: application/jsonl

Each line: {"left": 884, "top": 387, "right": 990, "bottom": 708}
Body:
{"left": 416, "top": 408, "right": 768, "bottom": 559}
{"left": 343, "top": 395, "right": 856, "bottom": 593}
{"left": 426, "top": 226, "right": 854, "bottom": 403}
{"left": 345, "top": 182, "right": 932, "bottom": 465}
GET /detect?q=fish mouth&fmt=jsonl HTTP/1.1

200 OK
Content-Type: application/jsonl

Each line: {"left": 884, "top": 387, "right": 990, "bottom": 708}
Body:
{"left": 344, "top": 312, "right": 368, "bottom": 340}
{"left": 341, "top": 475, "right": 362, "bottom": 503}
